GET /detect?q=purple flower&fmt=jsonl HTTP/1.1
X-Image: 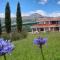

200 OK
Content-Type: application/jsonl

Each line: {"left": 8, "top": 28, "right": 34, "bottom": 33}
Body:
{"left": 0, "top": 38, "right": 14, "bottom": 56}
{"left": 33, "top": 37, "right": 47, "bottom": 48}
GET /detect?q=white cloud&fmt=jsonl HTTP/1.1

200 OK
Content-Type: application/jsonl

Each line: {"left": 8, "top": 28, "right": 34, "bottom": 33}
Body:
{"left": 57, "top": 1, "right": 60, "bottom": 5}
{"left": 0, "top": 13, "right": 5, "bottom": 18}
{"left": 49, "top": 12, "right": 60, "bottom": 17}
{"left": 1, "top": 10, "right": 60, "bottom": 18}
{"left": 22, "top": 10, "right": 47, "bottom": 16}
{"left": 11, "top": 13, "right": 16, "bottom": 17}
{"left": 0, "top": 13, "right": 16, "bottom": 18}
{"left": 38, "top": 0, "right": 48, "bottom": 4}
{"left": 22, "top": 13, "right": 30, "bottom": 16}
{"left": 30, "top": 10, "right": 47, "bottom": 16}
{"left": 23, "top": 10, "right": 60, "bottom": 17}
{"left": 33, "top": 10, "right": 60, "bottom": 17}
{"left": 0, "top": 10, "right": 48, "bottom": 17}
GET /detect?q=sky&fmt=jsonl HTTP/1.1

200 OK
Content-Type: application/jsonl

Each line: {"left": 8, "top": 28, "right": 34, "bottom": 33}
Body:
{"left": 1, "top": 0, "right": 60, "bottom": 17}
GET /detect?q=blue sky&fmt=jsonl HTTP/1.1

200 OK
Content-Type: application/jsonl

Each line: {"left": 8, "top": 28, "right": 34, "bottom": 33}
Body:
{"left": 1, "top": 0, "right": 60, "bottom": 17}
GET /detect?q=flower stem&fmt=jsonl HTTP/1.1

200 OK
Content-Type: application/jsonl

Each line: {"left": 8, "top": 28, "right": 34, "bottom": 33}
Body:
{"left": 40, "top": 47, "right": 45, "bottom": 60}
{"left": 4, "top": 54, "right": 6, "bottom": 60}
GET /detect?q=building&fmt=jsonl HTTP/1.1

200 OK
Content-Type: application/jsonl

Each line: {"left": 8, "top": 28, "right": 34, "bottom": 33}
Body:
{"left": 31, "top": 17, "right": 60, "bottom": 33}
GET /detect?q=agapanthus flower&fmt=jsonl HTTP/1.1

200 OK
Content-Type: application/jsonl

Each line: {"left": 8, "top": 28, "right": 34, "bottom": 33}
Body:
{"left": 33, "top": 37, "right": 47, "bottom": 60}
{"left": 33, "top": 37, "right": 47, "bottom": 48}
{"left": 0, "top": 38, "right": 14, "bottom": 56}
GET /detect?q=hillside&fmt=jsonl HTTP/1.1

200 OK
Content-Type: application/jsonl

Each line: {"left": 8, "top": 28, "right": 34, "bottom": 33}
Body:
{"left": 0, "top": 13, "right": 44, "bottom": 26}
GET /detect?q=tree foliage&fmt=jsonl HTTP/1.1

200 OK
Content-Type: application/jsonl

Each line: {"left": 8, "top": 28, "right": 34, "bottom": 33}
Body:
{"left": 16, "top": 2, "right": 22, "bottom": 32}
{"left": 5, "top": 2, "right": 11, "bottom": 33}
{"left": 0, "top": 19, "right": 2, "bottom": 35}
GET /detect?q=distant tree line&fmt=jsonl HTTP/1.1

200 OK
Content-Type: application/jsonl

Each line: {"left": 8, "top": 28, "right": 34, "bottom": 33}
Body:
{"left": 0, "top": 2, "right": 22, "bottom": 35}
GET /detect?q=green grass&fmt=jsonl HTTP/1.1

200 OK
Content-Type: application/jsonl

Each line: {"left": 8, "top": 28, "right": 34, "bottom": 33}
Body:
{"left": 0, "top": 32, "right": 60, "bottom": 60}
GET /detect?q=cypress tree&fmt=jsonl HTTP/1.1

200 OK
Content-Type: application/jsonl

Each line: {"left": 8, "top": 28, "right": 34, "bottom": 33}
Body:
{"left": 5, "top": 2, "right": 11, "bottom": 33}
{"left": 16, "top": 2, "right": 22, "bottom": 32}
{"left": 0, "top": 19, "right": 2, "bottom": 35}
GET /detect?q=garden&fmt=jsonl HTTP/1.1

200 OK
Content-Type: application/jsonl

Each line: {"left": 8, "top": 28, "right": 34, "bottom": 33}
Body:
{"left": 0, "top": 1, "right": 60, "bottom": 60}
{"left": 0, "top": 32, "right": 60, "bottom": 60}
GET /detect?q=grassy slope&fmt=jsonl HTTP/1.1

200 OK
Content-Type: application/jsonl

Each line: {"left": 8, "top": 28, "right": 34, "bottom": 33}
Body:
{"left": 0, "top": 32, "right": 60, "bottom": 60}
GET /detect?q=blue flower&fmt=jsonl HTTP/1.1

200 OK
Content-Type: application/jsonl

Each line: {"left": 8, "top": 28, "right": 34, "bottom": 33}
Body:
{"left": 33, "top": 37, "right": 47, "bottom": 48}
{"left": 0, "top": 38, "right": 14, "bottom": 56}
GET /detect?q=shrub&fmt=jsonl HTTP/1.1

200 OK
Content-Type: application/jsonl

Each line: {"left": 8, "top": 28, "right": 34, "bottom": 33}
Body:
{"left": 11, "top": 26, "right": 28, "bottom": 41}
{"left": 1, "top": 32, "right": 10, "bottom": 40}
{"left": 21, "top": 27, "right": 28, "bottom": 38}
{"left": 11, "top": 32, "right": 22, "bottom": 41}
{"left": 1, "top": 26, "right": 28, "bottom": 41}
{"left": 11, "top": 30, "right": 28, "bottom": 41}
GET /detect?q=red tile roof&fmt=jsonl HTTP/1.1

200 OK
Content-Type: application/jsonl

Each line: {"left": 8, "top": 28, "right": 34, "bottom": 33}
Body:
{"left": 32, "top": 24, "right": 59, "bottom": 27}
{"left": 38, "top": 17, "right": 60, "bottom": 21}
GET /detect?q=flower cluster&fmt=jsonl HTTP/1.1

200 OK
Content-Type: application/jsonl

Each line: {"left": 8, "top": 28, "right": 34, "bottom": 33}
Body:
{"left": 33, "top": 37, "right": 47, "bottom": 48}
{"left": 0, "top": 38, "right": 14, "bottom": 56}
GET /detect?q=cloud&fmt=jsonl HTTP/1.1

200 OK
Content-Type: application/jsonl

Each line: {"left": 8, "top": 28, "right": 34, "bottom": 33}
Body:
{"left": 0, "top": 13, "right": 5, "bottom": 18}
{"left": 30, "top": 10, "right": 47, "bottom": 16}
{"left": 22, "top": 13, "right": 30, "bottom": 16}
{"left": 0, "top": 13, "right": 16, "bottom": 18}
{"left": 11, "top": 13, "right": 16, "bottom": 17}
{"left": 0, "top": 10, "right": 48, "bottom": 17}
{"left": 22, "top": 10, "right": 60, "bottom": 17}
{"left": 49, "top": 12, "right": 60, "bottom": 17}
{"left": 38, "top": 0, "right": 48, "bottom": 4}
{"left": 22, "top": 10, "right": 47, "bottom": 16}
{"left": 57, "top": 0, "right": 60, "bottom": 5}
{"left": 1, "top": 10, "right": 60, "bottom": 17}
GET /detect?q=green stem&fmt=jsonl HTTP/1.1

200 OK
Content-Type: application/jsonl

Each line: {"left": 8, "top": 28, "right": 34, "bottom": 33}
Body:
{"left": 4, "top": 54, "right": 6, "bottom": 60}
{"left": 40, "top": 47, "right": 45, "bottom": 60}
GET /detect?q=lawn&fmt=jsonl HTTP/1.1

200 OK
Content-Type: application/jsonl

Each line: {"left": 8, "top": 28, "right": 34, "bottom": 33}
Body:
{"left": 0, "top": 32, "right": 60, "bottom": 60}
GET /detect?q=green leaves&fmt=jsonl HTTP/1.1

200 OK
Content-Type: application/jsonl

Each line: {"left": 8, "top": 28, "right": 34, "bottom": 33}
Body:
{"left": 5, "top": 2, "right": 11, "bottom": 33}
{"left": 16, "top": 2, "right": 22, "bottom": 32}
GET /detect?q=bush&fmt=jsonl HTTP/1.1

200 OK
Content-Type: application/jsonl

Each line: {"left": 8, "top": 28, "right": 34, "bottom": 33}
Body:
{"left": 11, "top": 32, "right": 22, "bottom": 41}
{"left": 21, "top": 27, "right": 28, "bottom": 38}
{"left": 1, "top": 32, "right": 10, "bottom": 40}
{"left": 11, "top": 26, "right": 28, "bottom": 41}
{"left": 1, "top": 26, "right": 28, "bottom": 41}
{"left": 11, "top": 30, "right": 28, "bottom": 41}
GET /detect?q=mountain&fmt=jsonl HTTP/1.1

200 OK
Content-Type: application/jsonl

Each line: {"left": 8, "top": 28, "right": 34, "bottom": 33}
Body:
{"left": 22, "top": 13, "right": 44, "bottom": 19}
{"left": 22, "top": 13, "right": 44, "bottom": 22}
{"left": 0, "top": 13, "right": 44, "bottom": 26}
{"left": 30, "top": 13, "right": 44, "bottom": 18}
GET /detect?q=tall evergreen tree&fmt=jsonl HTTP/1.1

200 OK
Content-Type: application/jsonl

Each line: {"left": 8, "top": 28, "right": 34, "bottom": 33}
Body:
{"left": 5, "top": 2, "right": 11, "bottom": 33}
{"left": 0, "top": 19, "right": 2, "bottom": 35}
{"left": 16, "top": 2, "right": 22, "bottom": 32}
